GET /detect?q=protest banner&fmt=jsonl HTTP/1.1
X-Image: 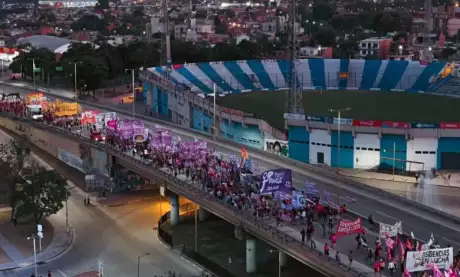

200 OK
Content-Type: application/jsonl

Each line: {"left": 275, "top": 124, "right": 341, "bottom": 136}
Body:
{"left": 336, "top": 218, "right": 363, "bottom": 236}
{"left": 379, "top": 221, "right": 402, "bottom": 238}
{"left": 405, "top": 247, "right": 454, "bottom": 272}
{"left": 259, "top": 169, "right": 293, "bottom": 195}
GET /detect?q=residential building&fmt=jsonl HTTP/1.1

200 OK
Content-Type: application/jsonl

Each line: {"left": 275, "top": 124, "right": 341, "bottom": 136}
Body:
{"left": 358, "top": 37, "right": 392, "bottom": 58}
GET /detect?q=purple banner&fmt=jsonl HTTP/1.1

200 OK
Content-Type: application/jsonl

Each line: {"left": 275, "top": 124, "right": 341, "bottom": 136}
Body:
{"left": 132, "top": 120, "right": 144, "bottom": 133}
{"left": 259, "top": 169, "right": 293, "bottom": 195}
{"left": 161, "top": 130, "right": 172, "bottom": 146}
{"left": 118, "top": 119, "right": 133, "bottom": 139}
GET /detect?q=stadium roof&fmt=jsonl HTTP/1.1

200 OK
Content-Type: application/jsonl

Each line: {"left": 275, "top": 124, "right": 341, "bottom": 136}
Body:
{"left": 17, "top": 35, "right": 70, "bottom": 53}
{"left": 17, "top": 35, "right": 98, "bottom": 54}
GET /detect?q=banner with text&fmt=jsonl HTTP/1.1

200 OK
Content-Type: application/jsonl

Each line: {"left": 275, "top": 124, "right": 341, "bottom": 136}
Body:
{"left": 54, "top": 102, "right": 79, "bottom": 117}
{"left": 352, "top": 120, "right": 382, "bottom": 127}
{"left": 336, "top": 218, "right": 363, "bottom": 237}
{"left": 379, "top": 221, "right": 402, "bottom": 238}
{"left": 381, "top": 121, "right": 411, "bottom": 129}
{"left": 405, "top": 247, "right": 454, "bottom": 272}
{"left": 440, "top": 122, "right": 460, "bottom": 129}
{"left": 259, "top": 168, "right": 293, "bottom": 195}
{"left": 58, "top": 149, "right": 90, "bottom": 173}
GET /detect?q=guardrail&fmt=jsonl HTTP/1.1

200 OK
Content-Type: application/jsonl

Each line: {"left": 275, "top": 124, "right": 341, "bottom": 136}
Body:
{"left": 6, "top": 81, "right": 460, "bottom": 224}
{"left": 0, "top": 114, "right": 369, "bottom": 277}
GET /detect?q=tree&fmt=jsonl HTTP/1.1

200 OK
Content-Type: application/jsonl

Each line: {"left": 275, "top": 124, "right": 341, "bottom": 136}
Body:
{"left": 97, "top": 0, "right": 109, "bottom": 9}
{"left": 312, "top": 2, "right": 335, "bottom": 22}
{"left": 314, "top": 27, "right": 337, "bottom": 47}
{"left": 16, "top": 162, "right": 69, "bottom": 224}
{"left": 71, "top": 15, "right": 106, "bottom": 32}
{"left": 0, "top": 138, "right": 30, "bottom": 220}
{"left": 9, "top": 47, "right": 57, "bottom": 82}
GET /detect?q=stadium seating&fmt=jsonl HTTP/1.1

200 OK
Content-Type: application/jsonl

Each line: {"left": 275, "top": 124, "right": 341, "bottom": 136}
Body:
{"left": 431, "top": 75, "right": 460, "bottom": 96}
{"left": 148, "top": 59, "right": 448, "bottom": 94}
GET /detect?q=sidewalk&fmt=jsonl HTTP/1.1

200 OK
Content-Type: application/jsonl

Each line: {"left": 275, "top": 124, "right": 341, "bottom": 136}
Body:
{"left": 0, "top": 210, "right": 73, "bottom": 271}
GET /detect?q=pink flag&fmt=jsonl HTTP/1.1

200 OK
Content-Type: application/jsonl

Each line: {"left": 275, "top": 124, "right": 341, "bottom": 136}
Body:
{"left": 404, "top": 269, "right": 412, "bottom": 277}
{"left": 385, "top": 236, "right": 395, "bottom": 250}
{"left": 428, "top": 263, "right": 443, "bottom": 277}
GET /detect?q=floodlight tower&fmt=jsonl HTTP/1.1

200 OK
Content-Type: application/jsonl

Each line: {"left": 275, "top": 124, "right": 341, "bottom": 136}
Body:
{"left": 160, "top": 0, "right": 172, "bottom": 77}
{"left": 422, "top": 0, "right": 434, "bottom": 61}
{"left": 285, "top": 0, "right": 304, "bottom": 118}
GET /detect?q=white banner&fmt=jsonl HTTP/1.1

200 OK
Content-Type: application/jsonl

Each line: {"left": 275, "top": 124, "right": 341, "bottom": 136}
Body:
{"left": 58, "top": 149, "right": 89, "bottom": 173}
{"left": 379, "top": 221, "right": 402, "bottom": 238}
{"left": 405, "top": 247, "right": 454, "bottom": 272}
{"left": 264, "top": 139, "right": 288, "bottom": 157}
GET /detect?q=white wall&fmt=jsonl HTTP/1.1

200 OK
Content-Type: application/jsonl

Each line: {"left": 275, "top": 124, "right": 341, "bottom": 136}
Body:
{"left": 353, "top": 133, "right": 381, "bottom": 169}
{"left": 406, "top": 137, "right": 438, "bottom": 171}
{"left": 309, "top": 129, "right": 331, "bottom": 165}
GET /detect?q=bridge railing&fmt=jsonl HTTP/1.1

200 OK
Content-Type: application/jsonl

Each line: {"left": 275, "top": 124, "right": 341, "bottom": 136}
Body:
{"left": 0, "top": 114, "right": 370, "bottom": 277}
{"left": 4, "top": 80, "right": 460, "bottom": 224}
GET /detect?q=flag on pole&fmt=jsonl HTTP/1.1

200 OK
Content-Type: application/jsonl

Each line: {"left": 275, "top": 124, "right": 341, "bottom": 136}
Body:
{"left": 410, "top": 231, "right": 415, "bottom": 239}
{"left": 240, "top": 148, "right": 248, "bottom": 168}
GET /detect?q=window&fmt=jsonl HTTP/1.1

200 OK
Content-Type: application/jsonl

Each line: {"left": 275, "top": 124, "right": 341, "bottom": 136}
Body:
{"left": 362, "top": 147, "right": 367, "bottom": 150}
{"left": 356, "top": 147, "right": 361, "bottom": 150}
{"left": 429, "top": 151, "right": 436, "bottom": 154}
{"left": 415, "top": 151, "right": 421, "bottom": 154}
{"left": 374, "top": 148, "right": 380, "bottom": 151}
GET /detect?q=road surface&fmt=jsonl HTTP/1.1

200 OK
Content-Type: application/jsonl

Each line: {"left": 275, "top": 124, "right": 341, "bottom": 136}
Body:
{"left": 3, "top": 82, "right": 460, "bottom": 255}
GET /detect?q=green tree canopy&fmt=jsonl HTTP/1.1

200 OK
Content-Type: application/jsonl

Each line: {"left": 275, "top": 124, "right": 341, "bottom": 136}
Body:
{"left": 71, "top": 14, "right": 106, "bottom": 32}
{"left": 16, "top": 162, "right": 69, "bottom": 224}
{"left": 0, "top": 138, "right": 30, "bottom": 220}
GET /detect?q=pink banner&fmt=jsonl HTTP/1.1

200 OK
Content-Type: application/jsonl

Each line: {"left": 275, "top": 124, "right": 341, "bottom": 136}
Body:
{"left": 336, "top": 218, "right": 363, "bottom": 237}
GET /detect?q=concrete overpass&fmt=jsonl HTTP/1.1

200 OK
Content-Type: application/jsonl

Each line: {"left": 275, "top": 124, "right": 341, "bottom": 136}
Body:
{"left": 1, "top": 82, "right": 460, "bottom": 274}
{"left": 0, "top": 114, "right": 365, "bottom": 277}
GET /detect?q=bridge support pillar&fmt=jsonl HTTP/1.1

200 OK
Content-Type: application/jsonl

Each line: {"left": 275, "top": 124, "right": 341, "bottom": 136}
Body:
{"left": 234, "top": 225, "right": 244, "bottom": 240}
{"left": 246, "top": 238, "right": 256, "bottom": 273}
{"left": 279, "top": 251, "right": 288, "bottom": 267}
{"left": 170, "top": 193, "right": 179, "bottom": 226}
{"left": 198, "top": 207, "right": 208, "bottom": 222}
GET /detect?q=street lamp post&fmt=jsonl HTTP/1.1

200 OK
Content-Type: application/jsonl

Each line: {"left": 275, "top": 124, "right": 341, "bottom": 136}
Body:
{"left": 27, "top": 235, "right": 38, "bottom": 277}
{"left": 329, "top": 108, "right": 351, "bottom": 206}
{"left": 392, "top": 141, "right": 396, "bottom": 180}
{"left": 137, "top": 252, "right": 150, "bottom": 277}
{"left": 32, "top": 58, "right": 36, "bottom": 91}
{"left": 65, "top": 192, "right": 69, "bottom": 232}
{"left": 126, "top": 69, "right": 136, "bottom": 119}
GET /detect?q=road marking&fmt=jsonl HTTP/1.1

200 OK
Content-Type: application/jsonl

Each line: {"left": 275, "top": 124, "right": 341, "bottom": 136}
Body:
{"left": 376, "top": 211, "right": 400, "bottom": 221}
{"left": 442, "top": 236, "right": 460, "bottom": 246}
{"left": 57, "top": 269, "right": 68, "bottom": 277}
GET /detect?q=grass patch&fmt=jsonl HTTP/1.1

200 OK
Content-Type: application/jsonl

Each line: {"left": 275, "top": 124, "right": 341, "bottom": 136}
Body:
{"left": 216, "top": 90, "right": 460, "bottom": 130}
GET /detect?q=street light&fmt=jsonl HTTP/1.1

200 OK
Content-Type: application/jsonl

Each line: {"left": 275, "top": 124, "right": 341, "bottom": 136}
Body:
{"left": 71, "top": 62, "right": 83, "bottom": 99}
{"left": 212, "top": 82, "right": 217, "bottom": 140}
{"left": 27, "top": 235, "right": 38, "bottom": 277}
{"left": 329, "top": 108, "right": 351, "bottom": 206}
{"left": 125, "top": 69, "right": 137, "bottom": 119}
{"left": 137, "top": 252, "right": 150, "bottom": 277}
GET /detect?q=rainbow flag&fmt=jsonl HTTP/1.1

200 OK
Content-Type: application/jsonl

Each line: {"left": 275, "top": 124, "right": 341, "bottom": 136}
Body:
{"left": 240, "top": 148, "right": 248, "bottom": 168}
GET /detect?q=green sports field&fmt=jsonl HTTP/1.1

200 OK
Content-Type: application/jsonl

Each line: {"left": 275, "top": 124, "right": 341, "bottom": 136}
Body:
{"left": 216, "top": 90, "right": 460, "bottom": 130}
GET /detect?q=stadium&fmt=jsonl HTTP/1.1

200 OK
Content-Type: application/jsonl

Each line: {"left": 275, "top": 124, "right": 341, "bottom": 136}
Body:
{"left": 140, "top": 58, "right": 460, "bottom": 172}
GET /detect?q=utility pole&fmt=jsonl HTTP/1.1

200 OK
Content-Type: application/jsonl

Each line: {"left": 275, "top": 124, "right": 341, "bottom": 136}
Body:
{"left": 284, "top": 0, "right": 304, "bottom": 125}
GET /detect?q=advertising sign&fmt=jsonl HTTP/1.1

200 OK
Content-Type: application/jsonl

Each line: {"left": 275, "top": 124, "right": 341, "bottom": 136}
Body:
{"left": 259, "top": 169, "right": 293, "bottom": 195}
{"left": 382, "top": 121, "right": 411, "bottom": 129}
{"left": 54, "top": 102, "right": 79, "bottom": 117}
{"left": 379, "top": 221, "right": 402, "bottom": 238}
{"left": 81, "top": 111, "right": 99, "bottom": 125}
{"left": 284, "top": 113, "right": 305, "bottom": 120}
{"left": 264, "top": 139, "right": 288, "bottom": 157}
{"left": 336, "top": 218, "right": 363, "bottom": 237}
{"left": 305, "top": 115, "right": 329, "bottom": 123}
{"left": 133, "top": 128, "right": 149, "bottom": 143}
{"left": 329, "top": 117, "right": 353, "bottom": 126}
{"left": 352, "top": 120, "right": 382, "bottom": 127}
{"left": 440, "top": 122, "right": 460, "bottom": 129}
{"left": 405, "top": 247, "right": 454, "bottom": 272}
{"left": 411, "top": 123, "right": 439, "bottom": 129}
